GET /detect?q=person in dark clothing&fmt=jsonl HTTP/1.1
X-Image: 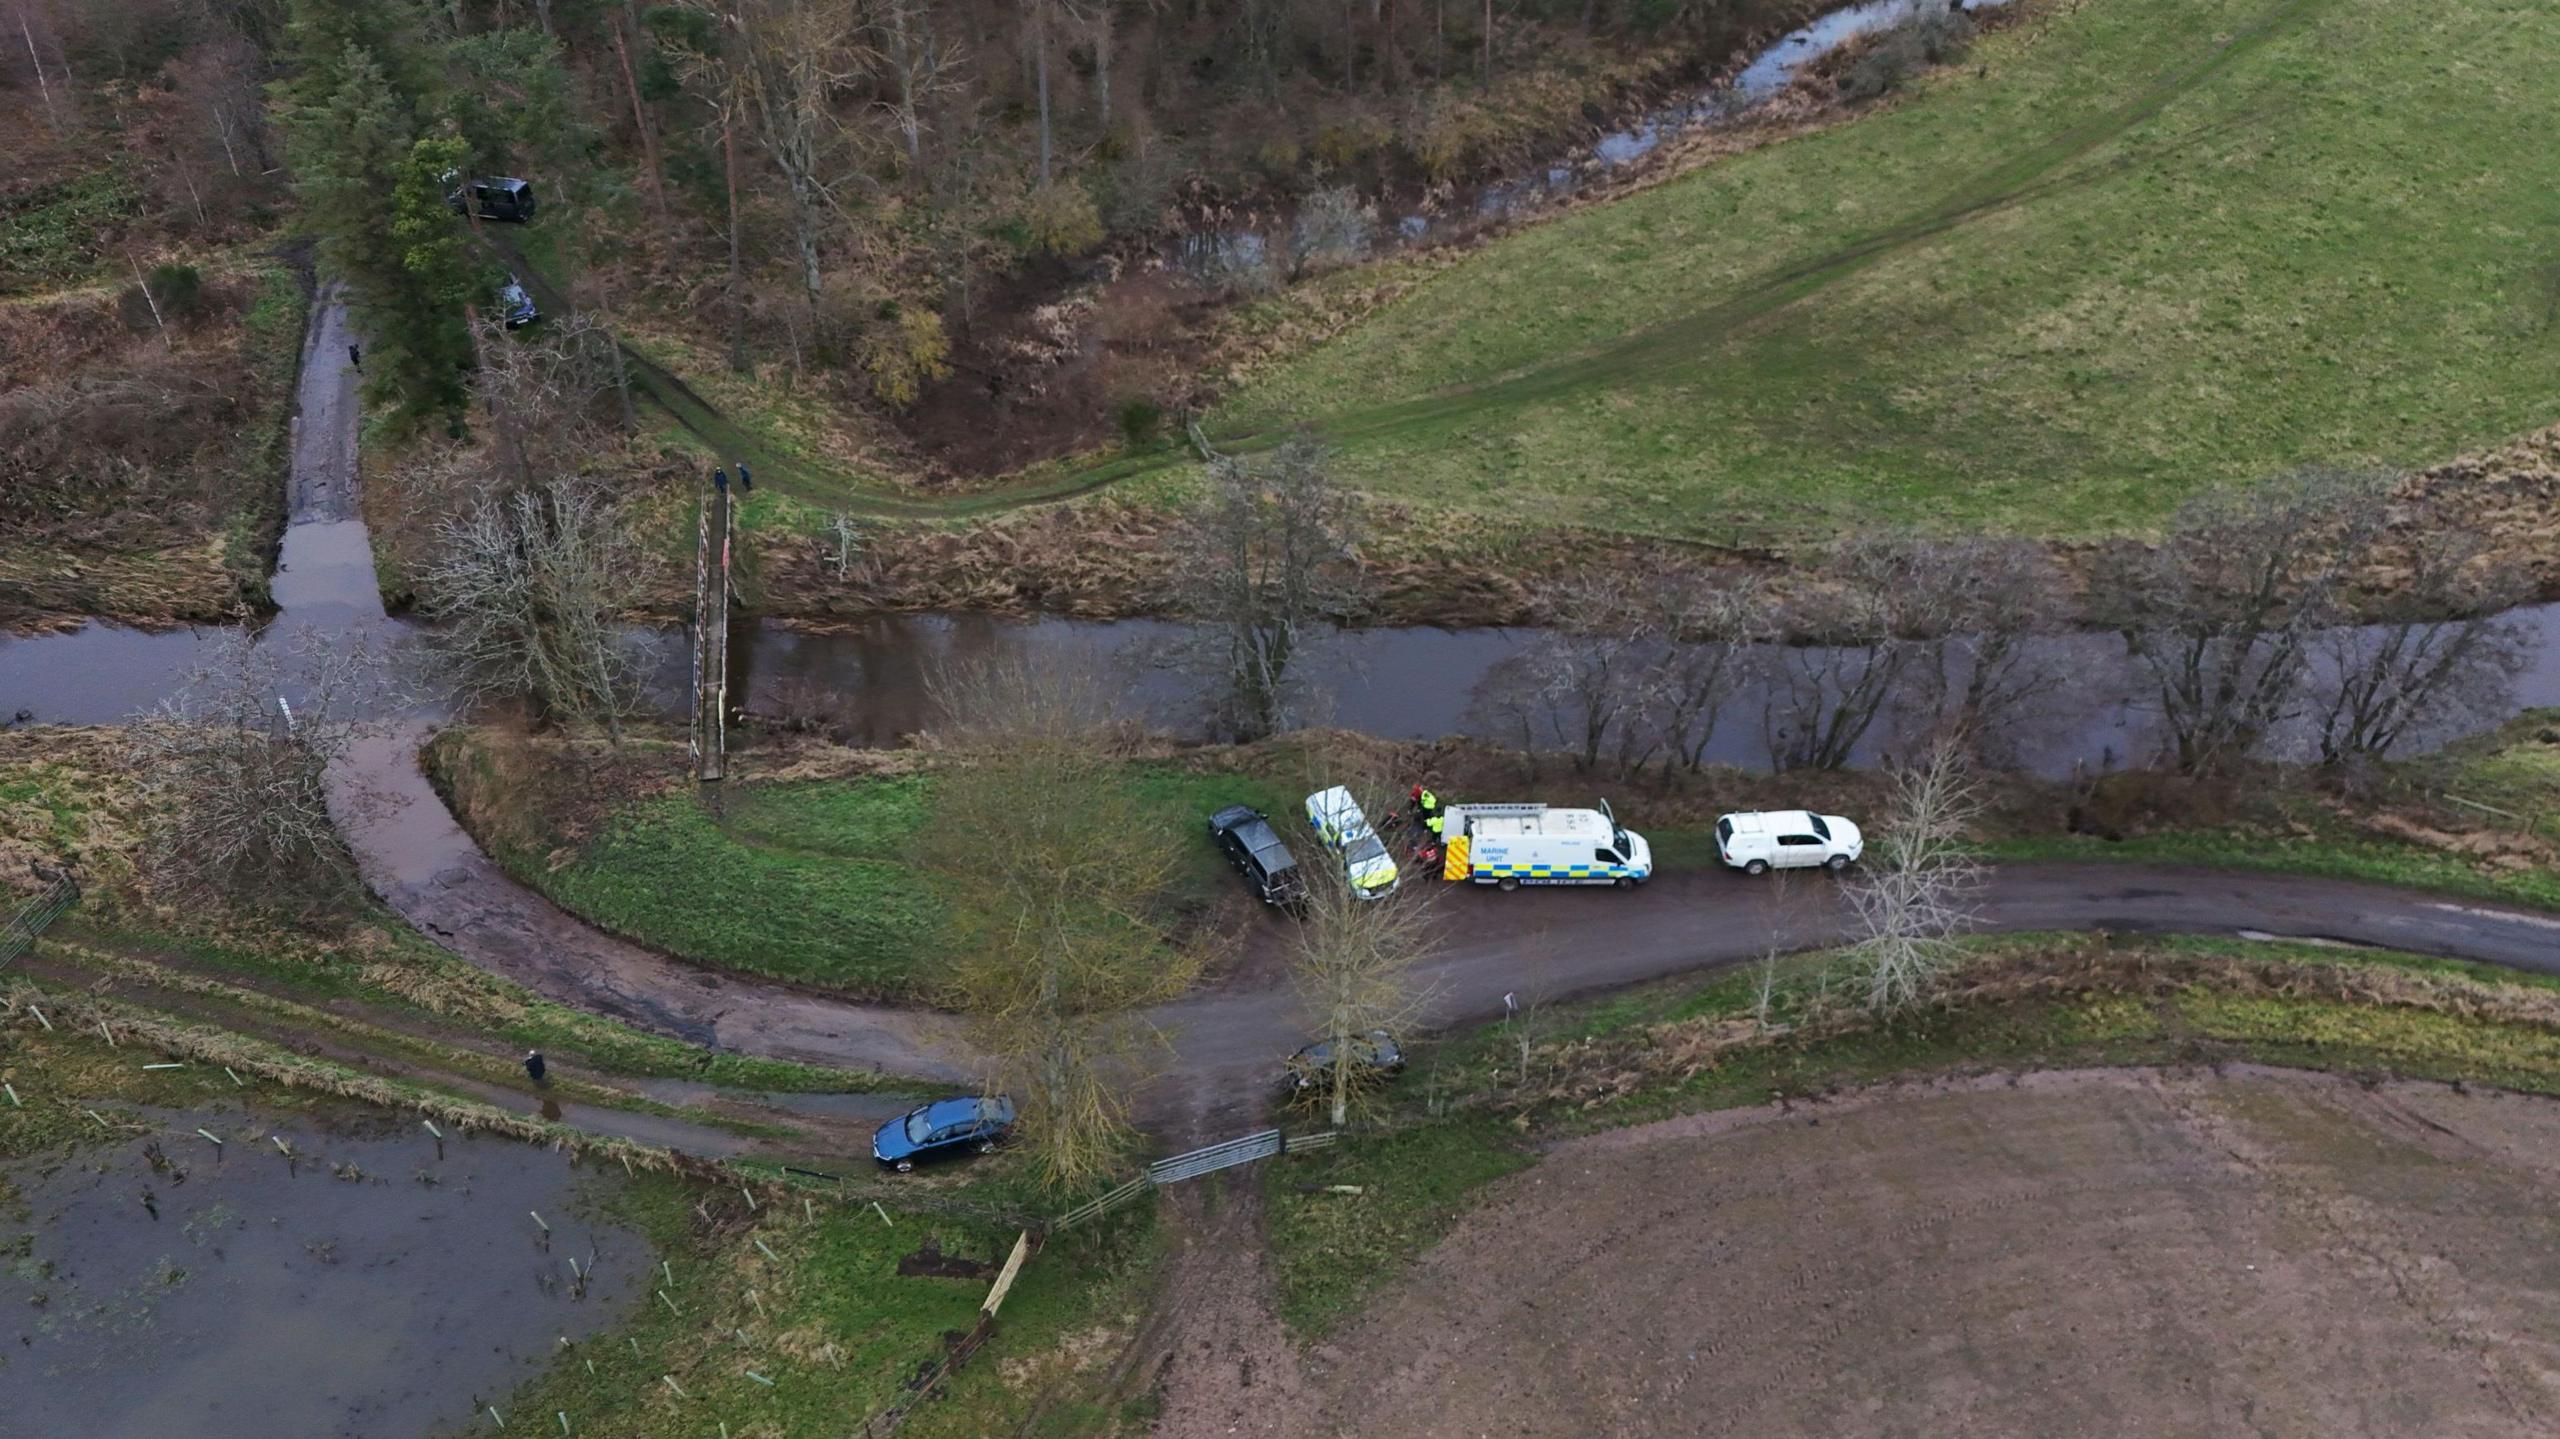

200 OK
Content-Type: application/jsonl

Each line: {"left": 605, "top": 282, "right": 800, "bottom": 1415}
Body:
{"left": 736, "top": 463, "right": 753, "bottom": 492}
{"left": 713, "top": 468, "right": 729, "bottom": 494}
{"left": 524, "top": 1049, "right": 548, "bottom": 1086}
{"left": 348, "top": 342, "right": 362, "bottom": 372}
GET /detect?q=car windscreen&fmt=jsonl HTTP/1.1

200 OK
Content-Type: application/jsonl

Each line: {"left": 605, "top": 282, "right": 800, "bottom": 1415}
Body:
{"left": 1810, "top": 815, "right": 1832, "bottom": 841}
{"left": 1346, "top": 833, "right": 1387, "bottom": 865}
{"left": 903, "top": 1110, "right": 934, "bottom": 1144}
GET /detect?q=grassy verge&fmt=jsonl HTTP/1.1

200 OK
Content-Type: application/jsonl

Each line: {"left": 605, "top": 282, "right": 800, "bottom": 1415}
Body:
{"left": 436, "top": 728, "right": 1304, "bottom": 998}
{"left": 1218, "top": 0, "right": 2560, "bottom": 544}
{"left": 1986, "top": 827, "right": 2560, "bottom": 913}
{"left": 497, "top": 1172, "right": 1162, "bottom": 1439}
{"left": 1264, "top": 932, "right": 2560, "bottom": 1337}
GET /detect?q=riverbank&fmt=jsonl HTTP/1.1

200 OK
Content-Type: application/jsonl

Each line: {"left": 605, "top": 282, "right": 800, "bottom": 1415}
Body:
{"left": 422, "top": 713, "right": 2560, "bottom": 1001}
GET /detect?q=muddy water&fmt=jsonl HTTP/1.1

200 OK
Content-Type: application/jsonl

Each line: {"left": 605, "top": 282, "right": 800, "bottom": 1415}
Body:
{"left": 0, "top": 1108, "right": 646, "bottom": 1439}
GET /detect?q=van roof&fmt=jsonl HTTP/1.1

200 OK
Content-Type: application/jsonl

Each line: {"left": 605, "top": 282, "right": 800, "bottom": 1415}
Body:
{"left": 1470, "top": 807, "right": 1610, "bottom": 841}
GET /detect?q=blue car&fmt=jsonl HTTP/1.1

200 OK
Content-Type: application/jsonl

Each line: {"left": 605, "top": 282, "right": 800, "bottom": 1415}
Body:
{"left": 498, "top": 280, "right": 539, "bottom": 329}
{"left": 872, "top": 1095, "right": 1016, "bottom": 1173}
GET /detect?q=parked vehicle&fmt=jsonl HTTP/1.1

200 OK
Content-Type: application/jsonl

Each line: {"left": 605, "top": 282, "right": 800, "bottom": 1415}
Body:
{"left": 1207, "top": 804, "right": 1308, "bottom": 909}
{"left": 1438, "top": 799, "right": 1651, "bottom": 890}
{"left": 1715, "top": 810, "right": 1864, "bottom": 875}
{"left": 1303, "top": 786, "right": 1399, "bottom": 900}
{"left": 446, "top": 174, "right": 538, "bottom": 222}
{"left": 1285, "top": 1030, "right": 1406, "bottom": 1093}
{"left": 872, "top": 1095, "right": 1015, "bottom": 1173}
{"left": 497, "top": 280, "right": 539, "bottom": 329}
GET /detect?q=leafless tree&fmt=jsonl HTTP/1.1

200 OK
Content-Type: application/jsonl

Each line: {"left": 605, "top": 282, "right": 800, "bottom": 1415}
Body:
{"left": 1886, "top": 535, "right": 2070, "bottom": 762}
{"left": 470, "top": 310, "right": 624, "bottom": 483}
{"left": 879, "top": 0, "right": 964, "bottom": 170}
{"left": 1285, "top": 760, "right": 1438, "bottom": 1127}
{"left": 1846, "top": 743, "right": 1984, "bottom": 1014}
{"left": 415, "top": 479, "right": 645, "bottom": 733}
{"left": 1760, "top": 583, "right": 1914, "bottom": 772}
{"left": 125, "top": 628, "right": 378, "bottom": 913}
{"left": 920, "top": 654, "right": 1195, "bottom": 1190}
{"left": 1172, "top": 432, "right": 1368, "bottom": 740}
{"left": 1642, "top": 569, "right": 1764, "bottom": 773}
{"left": 2100, "top": 467, "right": 2387, "bottom": 775}
{"left": 674, "top": 0, "right": 882, "bottom": 317}
{"left": 2312, "top": 523, "right": 2531, "bottom": 766}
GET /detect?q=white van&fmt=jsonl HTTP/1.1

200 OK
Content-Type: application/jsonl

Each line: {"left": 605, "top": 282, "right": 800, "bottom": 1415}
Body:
{"left": 1303, "top": 786, "right": 1399, "bottom": 900}
{"left": 1716, "top": 809, "right": 1863, "bottom": 874}
{"left": 1441, "top": 800, "right": 1651, "bottom": 890}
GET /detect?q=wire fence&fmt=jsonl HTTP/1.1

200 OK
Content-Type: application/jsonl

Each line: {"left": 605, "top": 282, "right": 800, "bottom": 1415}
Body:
{"left": 0, "top": 874, "right": 80, "bottom": 972}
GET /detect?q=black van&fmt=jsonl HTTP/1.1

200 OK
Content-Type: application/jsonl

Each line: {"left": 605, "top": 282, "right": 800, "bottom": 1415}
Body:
{"left": 1207, "top": 805, "right": 1308, "bottom": 910}
{"left": 447, "top": 176, "right": 537, "bottom": 223}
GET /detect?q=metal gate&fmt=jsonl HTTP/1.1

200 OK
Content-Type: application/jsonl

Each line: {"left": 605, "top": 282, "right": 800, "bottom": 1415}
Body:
{"left": 0, "top": 873, "right": 79, "bottom": 971}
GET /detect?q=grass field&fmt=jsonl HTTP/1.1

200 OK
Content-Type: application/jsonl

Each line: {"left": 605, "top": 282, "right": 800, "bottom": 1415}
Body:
{"left": 1216, "top": 0, "right": 2560, "bottom": 545}
{"left": 497, "top": 1172, "right": 1161, "bottom": 1439}
{"left": 1263, "top": 933, "right": 2560, "bottom": 1336}
{"left": 524, "top": 765, "right": 1300, "bottom": 999}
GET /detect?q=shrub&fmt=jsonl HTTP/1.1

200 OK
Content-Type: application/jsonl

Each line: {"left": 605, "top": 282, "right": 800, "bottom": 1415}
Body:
{"left": 1840, "top": 8, "right": 1974, "bottom": 102}
{"left": 1290, "top": 186, "right": 1375, "bottom": 276}
{"left": 860, "top": 305, "right": 954, "bottom": 409}
{"left": 1116, "top": 396, "right": 1165, "bottom": 448}
{"left": 1020, "top": 180, "right": 1105, "bottom": 257}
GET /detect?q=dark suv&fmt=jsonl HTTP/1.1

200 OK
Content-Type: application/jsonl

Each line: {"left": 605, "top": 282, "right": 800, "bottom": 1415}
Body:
{"left": 447, "top": 175, "right": 538, "bottom": 223}
{"left": 1207, "top": 805, "right": 1307, "bottom": 909}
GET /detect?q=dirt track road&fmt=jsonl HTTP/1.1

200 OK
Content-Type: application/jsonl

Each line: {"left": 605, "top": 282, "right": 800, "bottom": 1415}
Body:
{"left": 264, "top": 297, "right": 2560, "bottom": 1135}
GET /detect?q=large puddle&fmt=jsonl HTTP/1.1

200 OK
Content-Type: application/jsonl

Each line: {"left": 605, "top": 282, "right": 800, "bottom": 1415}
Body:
{"left": 0, "top": 1106, "right": 647, "bottom": 1439}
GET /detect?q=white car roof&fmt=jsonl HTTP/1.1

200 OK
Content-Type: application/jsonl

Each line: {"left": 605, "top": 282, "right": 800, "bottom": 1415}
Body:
{"left": 1306, "top": 785, "right": 1371, "bottom": 831}
{"left": 1723, "top": 810, "right": 1818, "bottom": 834}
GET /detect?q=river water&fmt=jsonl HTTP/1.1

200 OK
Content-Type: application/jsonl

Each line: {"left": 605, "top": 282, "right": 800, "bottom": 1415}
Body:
{"left": 13, "top": 603, "right": 2559, "bottom": 778}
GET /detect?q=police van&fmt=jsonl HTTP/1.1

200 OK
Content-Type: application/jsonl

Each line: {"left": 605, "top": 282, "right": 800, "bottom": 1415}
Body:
{"left": 1438, "top": 800, "right": 1652, "bottom": 890}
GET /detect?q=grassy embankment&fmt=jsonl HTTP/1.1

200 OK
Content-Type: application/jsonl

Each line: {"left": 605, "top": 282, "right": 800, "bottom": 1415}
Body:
{"left": 431, "top": 727, "right": 1307, "bottom": 999}
{"left": 1218, "top": 0, "right": 2560, "bottom": 546}
{"left": 495, "top": 1169, "right": 1162, "bottom": 1439}
{"left": 1262, "top": 931, "right": 2560, "bottom": 1337}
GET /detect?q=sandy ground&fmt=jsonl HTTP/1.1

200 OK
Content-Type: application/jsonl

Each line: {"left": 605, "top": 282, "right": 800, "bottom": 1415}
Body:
{"left": 1189, "top": 1068, "right": 2560, "bottom": 1438}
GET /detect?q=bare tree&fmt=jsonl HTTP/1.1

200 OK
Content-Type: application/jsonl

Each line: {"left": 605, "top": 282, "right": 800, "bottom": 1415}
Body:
{"left": 1642, "top": 569, "right": 1763, "bottom": 774}
{"left": 878, "top": 0, "right": 963, "bottom": 171}
{"left": 674, "top": 0, "right": 882, "bottom": 318}
{"left": 1286, "top": 760, "right": 1438, "bottom": 1127}
{"left": 416, "top": 479, "right": 645, "bottom": 732}
{"left": 125, "top": 628, "right": 377, "bottom": 913}
{"left": 1846, "top": 743, "right": 1984, "bottom": 1014}
{"left": 920, "top": 654, "right": 1196, "bottom": 1190}
{"left": 470, "top": 310, "right": 624, "bottom": 484}
{"left": 1172, "top": 432, "right": 1368, "bottom": 741}
{"left": 2312, "top": 523, "right": 2530, "bottom": 766}
{"left": 1761, "top": 584, "right": 1914, "bottom": 772}
{"left": 2101, "top": 468, "right": 2387, "bottom": 775}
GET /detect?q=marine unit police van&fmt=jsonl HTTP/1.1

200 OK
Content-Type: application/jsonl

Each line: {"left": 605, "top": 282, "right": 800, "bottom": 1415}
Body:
{"left": 1438, "top": 800, "right": 1652, "bottom": 890}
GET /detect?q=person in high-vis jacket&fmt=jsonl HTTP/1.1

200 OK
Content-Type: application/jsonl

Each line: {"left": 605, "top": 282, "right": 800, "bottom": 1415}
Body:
{"left": 1411, "top": 784, "right": 1444, "bottom": 837}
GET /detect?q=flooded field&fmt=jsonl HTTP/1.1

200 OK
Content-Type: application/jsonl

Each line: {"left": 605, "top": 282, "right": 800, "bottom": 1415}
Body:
{"left": 0, "top": 1105, "right": 647, "bottom": 1439}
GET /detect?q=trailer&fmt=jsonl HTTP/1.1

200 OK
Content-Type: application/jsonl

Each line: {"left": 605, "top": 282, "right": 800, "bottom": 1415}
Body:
{"left": 1438, "top": 800, "right": 1651, "bottom": 890}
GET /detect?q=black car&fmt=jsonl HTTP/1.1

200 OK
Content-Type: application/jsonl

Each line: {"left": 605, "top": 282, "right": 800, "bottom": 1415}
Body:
{"left": 497, "top": 280, "right": 539, "bottom": 329}
{"left": 1284, "top": 1030, "right": 1406, "bottom": 1093}
{"left": 447, "top": 175, "right": 538, "bottom": 223}
{"left": 1207, "top": 804, "right": 1307, "bottom": 909}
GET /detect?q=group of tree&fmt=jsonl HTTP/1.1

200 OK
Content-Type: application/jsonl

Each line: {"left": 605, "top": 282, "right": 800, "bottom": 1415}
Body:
{"left": 1462, "top": 469, "right": 2529, "bottom": 780}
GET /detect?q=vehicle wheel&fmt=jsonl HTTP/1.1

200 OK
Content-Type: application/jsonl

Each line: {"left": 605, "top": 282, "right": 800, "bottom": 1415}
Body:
{"left": 1744, "top": 859, "right": 1770, "bottom": 876}
{"left": 1498, "top": 877, "right": 1520, "bottom": 892}
{"left": 1612, "top": 877, "right": 1633, "bottom": 890}
{"left": 894, "top": 1159, "right": 915, "bottom": 1173}
{"left": 975, "top": 1140, "right": 996, "bottom": 1155}
{"left": 1826, "top": 854, "right": 1851, "bottom": 873}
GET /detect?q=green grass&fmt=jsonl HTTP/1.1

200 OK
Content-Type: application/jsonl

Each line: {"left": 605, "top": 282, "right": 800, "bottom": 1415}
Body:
{"left": 0, "top": 164, "right": 138, "bottom": 294}
{"left": 530, "top": 766, "right": 1299, "bottom": 998}
{"left": 1215, "top": 0, "right": 2560, "bottom": 545}
{"left": 497, "top": 1174, "right": 1161, "bottom": 1439}
{"left": 1987, "top": 827, "right": 2560, "bottom": 913}
{"left": 1262, "top": 933, "right": 2560, "bottom": 1337}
